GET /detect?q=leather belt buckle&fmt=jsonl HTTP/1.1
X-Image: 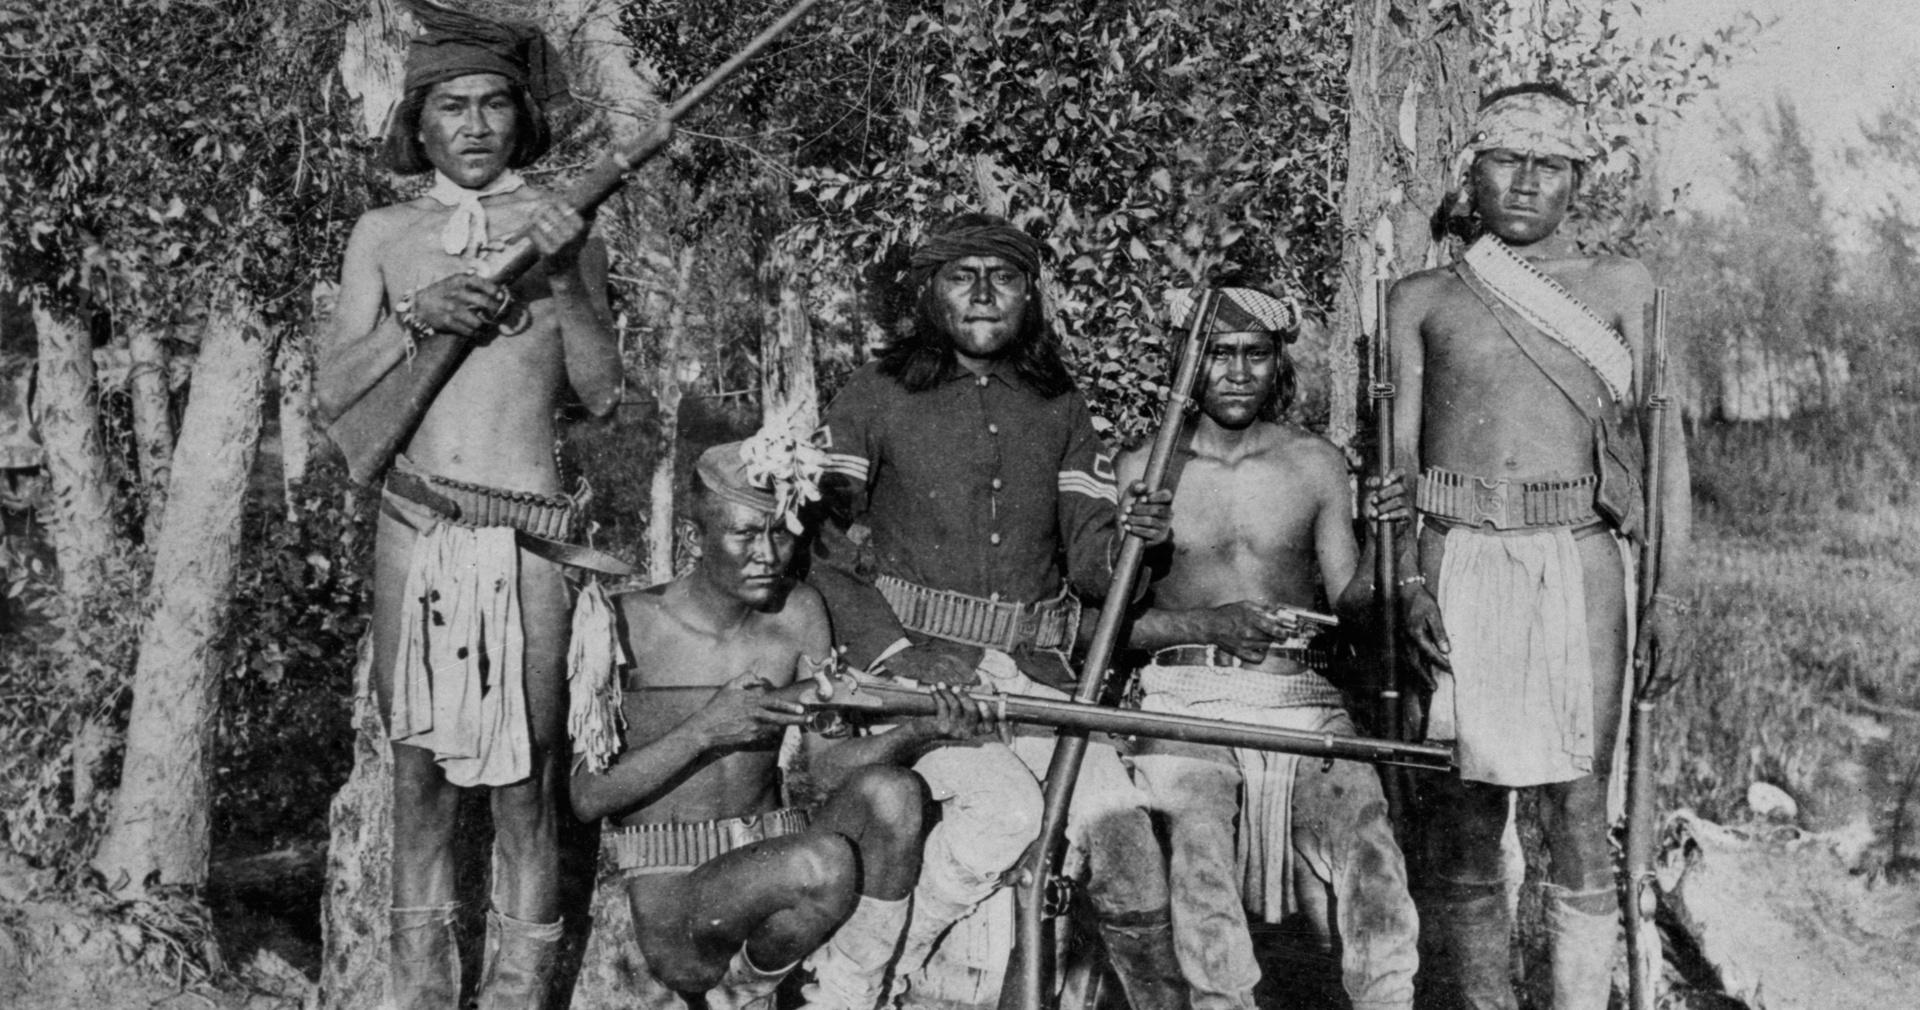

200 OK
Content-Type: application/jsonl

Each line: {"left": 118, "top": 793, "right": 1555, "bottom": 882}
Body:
{"left": 724, "top": 816, "right": 756, "bottom": 849}
{"left": 1471, "top": 476, "right": 1512, "bottom": 529}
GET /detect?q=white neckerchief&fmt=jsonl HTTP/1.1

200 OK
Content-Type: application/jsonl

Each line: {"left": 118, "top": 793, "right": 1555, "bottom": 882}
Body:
{"left": 424, "top": 170, "right": 525, "bottom": 259}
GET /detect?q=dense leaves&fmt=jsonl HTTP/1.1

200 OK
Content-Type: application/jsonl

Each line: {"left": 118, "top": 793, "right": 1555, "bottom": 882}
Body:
{"left": 0, "top": 0, "right": 378, "bottom": 328}
{"left": 617, "top": 0, "right": 1350, "bottom": 440}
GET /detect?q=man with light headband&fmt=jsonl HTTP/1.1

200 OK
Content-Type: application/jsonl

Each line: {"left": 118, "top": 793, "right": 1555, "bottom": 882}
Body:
{"left": 1121, "top": 287, "right": 1421, "bottom": 1010}
{"left": 316, "top": 5, "right": 621, "bottom": 1007}
{"left": 1385, "top": 84, "right": 1691, "bottom": 1010}
{"left": 567, "top": 435, "right": 937, "bottom": 1010}
{"left": 810, "top": 213, "right": 1186, "bottom": 1007}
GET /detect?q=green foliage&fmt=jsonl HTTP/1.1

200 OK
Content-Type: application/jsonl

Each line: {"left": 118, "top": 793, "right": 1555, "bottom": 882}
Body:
{"left": 0, "top": 546, "right": 146, "bottom": 878}
{"left": 620, "top": 0, "right": 1349, "bottom": 440}
{"left": 212, "top": 464, "right": 373, "bottom": 852}
{"left": 0, "top": 0, "right": 378, "bottom": 328}
{"left": 785, "top": 0, "right": 1351, "bottom": 438}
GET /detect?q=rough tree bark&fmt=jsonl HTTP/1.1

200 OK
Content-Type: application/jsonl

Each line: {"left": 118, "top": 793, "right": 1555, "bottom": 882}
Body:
{"left": 647, "top": 247, "right": 700, "bottom": 580}
{"left": 1329, "top": 0, "right": 1478, "bottom": 450}
{"left": 128, "top": 324, "right": 175, "bottom": 539}
{"left": 278, "top": 304, "right": 318, "bottom": 500}
{"left": 29, "top": 303, "right": 115, "bottom": 605}
{"left": 92, "top": 297, "right": 275, "bottom": 894}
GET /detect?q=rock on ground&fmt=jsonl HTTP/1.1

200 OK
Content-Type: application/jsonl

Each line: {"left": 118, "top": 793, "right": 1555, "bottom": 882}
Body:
{"left": 1659, "top": 811, "right": 1920, "bottom": 1009}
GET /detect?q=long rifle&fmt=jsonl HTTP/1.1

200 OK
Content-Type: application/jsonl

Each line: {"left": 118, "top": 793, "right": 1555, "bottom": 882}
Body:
{"left": 802, "top": 670, "right": 1454, "bottom": 771}
{"left": 1624, "top": 289, "right": 1671, "bottom": 1010}
{"left": 322, "top": 0, "right": 832, "bottom": 485}
{"left": 996, "top": 288, "right": 1221, "bottom": 1010}
{"left": 1369, "top": 277, "right": 1408, "bottom": 824}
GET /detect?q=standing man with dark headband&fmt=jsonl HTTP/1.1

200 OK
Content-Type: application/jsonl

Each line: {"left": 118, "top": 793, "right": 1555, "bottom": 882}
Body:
{"left": 1387, "top": 83, "right": 1691, "bottom": 1010}
{"left": 317, "top": 6, "right": 623, "bottom": 1008}
{"left": 810, "top": 212, "right": 1187, "bottom": 1007}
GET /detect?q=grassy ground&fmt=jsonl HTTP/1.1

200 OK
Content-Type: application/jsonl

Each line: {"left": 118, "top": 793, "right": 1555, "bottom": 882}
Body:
{"left": 1661, "top": 416, "right": 1920, "bottom": 860}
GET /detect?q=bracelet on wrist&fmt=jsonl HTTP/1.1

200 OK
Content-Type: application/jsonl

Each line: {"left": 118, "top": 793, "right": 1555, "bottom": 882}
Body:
{"left": 393, "top": 287, "right": 436, "bottom": 348}
{"left": 1396, "top": 574, "right": 1427, "bottom": 589}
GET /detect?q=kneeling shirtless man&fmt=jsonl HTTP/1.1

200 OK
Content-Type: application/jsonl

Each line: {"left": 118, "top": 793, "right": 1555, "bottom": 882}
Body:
{"left": 570, "top": 439, "right": 944, "bottom": 1010}
{"left": 1122, "top": 288, "right": 1424, "bottom": 1010}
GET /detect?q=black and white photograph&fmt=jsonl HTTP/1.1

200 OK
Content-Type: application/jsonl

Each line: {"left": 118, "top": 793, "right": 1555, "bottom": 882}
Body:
{"left": 2, "top": 2, "right": 1914, "bottom": 1009}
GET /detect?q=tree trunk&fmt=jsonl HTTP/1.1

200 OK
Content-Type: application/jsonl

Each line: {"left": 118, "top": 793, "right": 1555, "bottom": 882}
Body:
{"left": 92, "top": 298, "right": 274, "bottom": 894}
{"left": 647, "top": 247, "right": 699, "bottom": 581}
{"left": 279, "top": 311, "right": 317, "bottom": 500}
{"left": 30, "top": 303, "right": 115, "bottom": 606}
{"left": 316, "top": 638, "right": 394, "bottom": 1010}
{"left": 129, "top": 323, "right": 174, "bottom": 539}
{"left": 759, "top": 245, "right": 819, "bottom": 433}
{"left": 1330, "top": 0, "right": 1478, "bottom": 450}
{"left": 545, "top": 0, "right": 664, "bottom": 150}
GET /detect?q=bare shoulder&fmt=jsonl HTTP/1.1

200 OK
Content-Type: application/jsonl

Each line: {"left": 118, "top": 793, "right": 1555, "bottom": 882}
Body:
{"left": 346, "top": 203, "right": 416, "bottom": 250}
{"left": 1565, "top": 254, "right": 1654, "bottom": 332}
{"left": 614, "top": 584, "right": 672, "bottom": 639}
{"left": 1269, "top": 424, "right": 1350, "bottom": 489}
{"left": 1387, "top": 264, "right": 1459, "bottom": 318}
{"left": 774, "top": 580, "right": 830, "bottom": 634}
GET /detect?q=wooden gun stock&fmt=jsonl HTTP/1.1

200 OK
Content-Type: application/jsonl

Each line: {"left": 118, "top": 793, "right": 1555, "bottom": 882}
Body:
{"left": 323, "top": 0, "right": 830, "bottom": 484}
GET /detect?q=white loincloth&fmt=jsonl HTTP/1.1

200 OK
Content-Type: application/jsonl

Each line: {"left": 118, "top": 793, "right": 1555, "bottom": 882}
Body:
{"left": 1139, "top": 668, "right": 1346, "bottom": 922}
{"left": 388, "top": 520, "right": 532, "bottom": 787}
{"left": 1430, "top": 523, "right": 1634, "bottom": 789}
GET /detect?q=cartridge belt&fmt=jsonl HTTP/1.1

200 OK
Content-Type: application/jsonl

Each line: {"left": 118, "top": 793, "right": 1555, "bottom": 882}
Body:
{"left": 1140, "top": 652, "right": 1346, "bottom": 709}
{"left": 1148, "top": 642, "right": 1333, "bottom": 674}
{"left": 382, "top": 461, "right": 635, "bottom": 576}
{"left": 1416, "top": 467, "right": 1599, "bottom": 531}
{"left": 386, "top": 467, "right": 579, "bottom": 541}
{"left": 602, "top": 808, "right": 810, "bottom": 875}
{"left": 877, "top": 575, "right": 1080, "bottom": 653}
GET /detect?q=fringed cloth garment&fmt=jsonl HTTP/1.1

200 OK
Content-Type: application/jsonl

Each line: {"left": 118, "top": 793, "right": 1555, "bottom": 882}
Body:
{"left": 1137, "top": 663, "right": 1345, "bottom": 922}
{"left": 384, "top": 458, "right": 608, "bottom": 788}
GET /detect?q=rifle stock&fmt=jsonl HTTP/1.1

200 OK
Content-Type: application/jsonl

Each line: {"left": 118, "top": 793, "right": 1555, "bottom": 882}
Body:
{"left": 1625, "top": 288, "right": 1670, "bottom": 1010}
{"left": 998, "top": 288, "right": 1221, "bottom": 1010}
{"left": 323, "top": 0, "right": 829, "bottom": 485}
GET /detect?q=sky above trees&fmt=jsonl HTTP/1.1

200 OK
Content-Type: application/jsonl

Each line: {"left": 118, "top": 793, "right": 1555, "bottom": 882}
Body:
{"left": 1636, "top": 0, "right": 1920, "bottom": 228}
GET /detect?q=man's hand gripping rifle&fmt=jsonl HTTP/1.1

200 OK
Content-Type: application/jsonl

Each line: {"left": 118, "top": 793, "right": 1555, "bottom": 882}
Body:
{"left": 322, "top": 0, "right": 833, "bottom": 485}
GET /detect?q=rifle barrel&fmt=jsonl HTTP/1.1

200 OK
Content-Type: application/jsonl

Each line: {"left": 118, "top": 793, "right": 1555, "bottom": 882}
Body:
{"left": 806, "top": 680, "right": 1454, "bottom": 771}
{"left": 1624, "top": 287, "right": 1671, "bottom": 1010}
{"left": 1000, "top": 288, "right": 1223, "bottom": 1010}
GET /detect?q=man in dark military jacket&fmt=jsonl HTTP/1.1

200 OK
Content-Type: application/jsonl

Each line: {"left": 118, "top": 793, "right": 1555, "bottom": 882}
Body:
{"left": 809, "top": 213, "right": 1185, "bottom": 1007}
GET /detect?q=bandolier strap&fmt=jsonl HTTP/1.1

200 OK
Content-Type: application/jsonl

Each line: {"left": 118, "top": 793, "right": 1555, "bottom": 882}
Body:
{"left": 1417, "top": 467, "right": 1599, "bottom": 531}
{"left": 877, "top": 575, "right": 1080, "bottom": 653}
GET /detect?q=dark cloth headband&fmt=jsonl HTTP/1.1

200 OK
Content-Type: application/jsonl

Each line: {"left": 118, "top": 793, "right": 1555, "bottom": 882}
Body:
{"left": 908, "top": 223, "right": 1045, "bottom": 283}
{"left": 402, "top": 2, "right": 567, "bottom": 105}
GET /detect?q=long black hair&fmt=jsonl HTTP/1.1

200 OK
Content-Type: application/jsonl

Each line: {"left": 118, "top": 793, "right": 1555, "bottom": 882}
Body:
{"left": 876, "top": 213, "right": 1076, "bottom": 398}
{"left": 383, "top": 82, "right": 552, "bottom": 176}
